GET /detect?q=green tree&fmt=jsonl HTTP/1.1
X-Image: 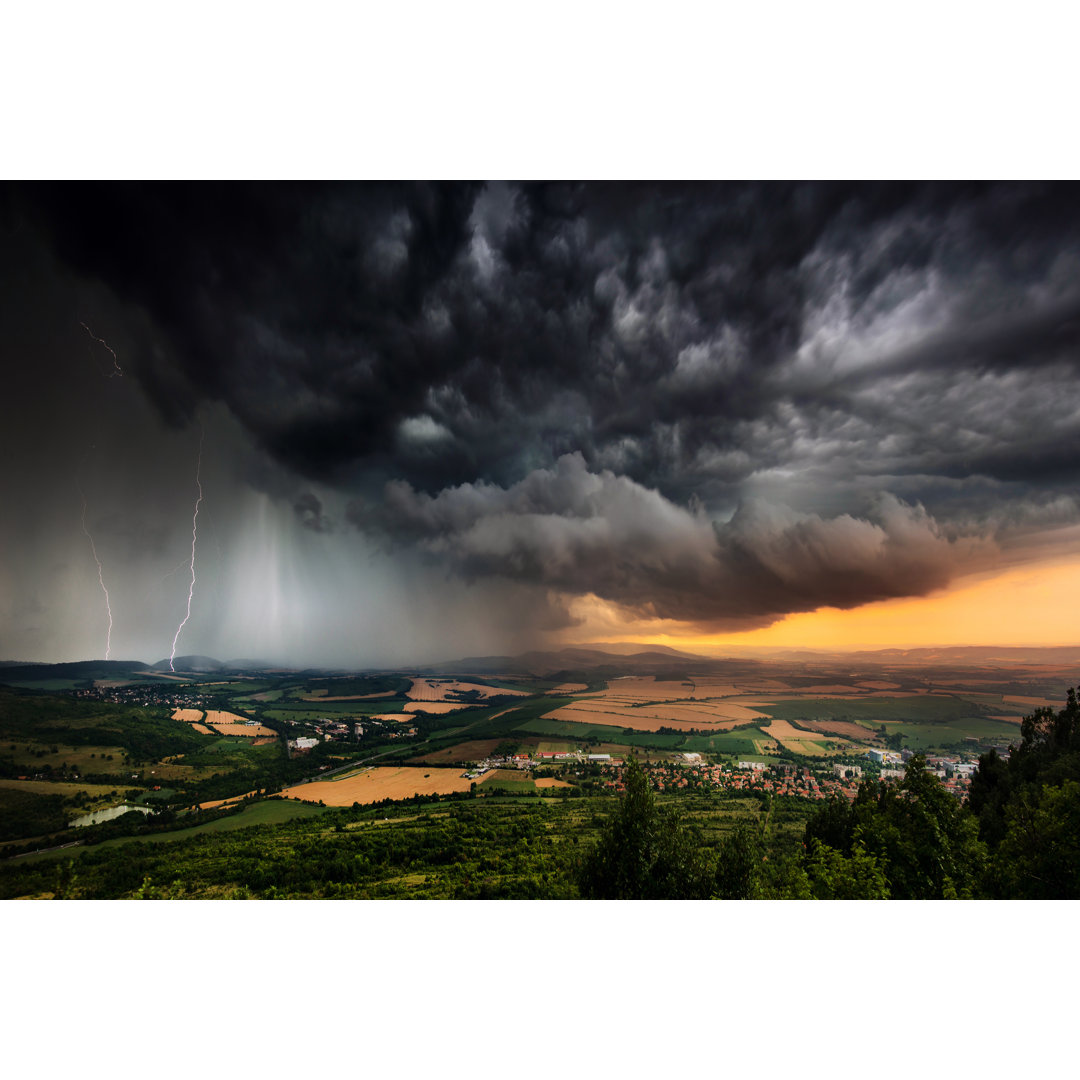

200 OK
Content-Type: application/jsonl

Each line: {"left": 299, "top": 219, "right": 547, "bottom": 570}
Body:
{"left": 990, "top": 779, "right": 1080, "bottom": 898}
{"left": 854, "top": 756, "right": 985, "bottom": 898}
{"left": 804, "top": 838, "right": 889, "bottom": 899}
{"left": 714, "top": 825, "right": 763, "bottom": 899}
{"left": 967, "top": 747, "right": 1012, "bottom": 847}
{"left": 577, "top": 756, "right": 713, "bottom": 899}
{"left": 803, "top": 795, "right": 855, "bottom": 854}
{"left": 801, "top": 756, "right": 984, "bottom": 899}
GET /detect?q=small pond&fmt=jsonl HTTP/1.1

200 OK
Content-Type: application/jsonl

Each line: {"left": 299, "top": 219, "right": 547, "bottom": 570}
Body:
{"left": 69, "top": 804, "right": 155, "bottom": 828}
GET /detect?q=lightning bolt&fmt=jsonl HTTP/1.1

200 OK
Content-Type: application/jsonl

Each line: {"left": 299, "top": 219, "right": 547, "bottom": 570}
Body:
{"left": 79, "top": 489, "right": 113, "bottom": 661}
{"left": 80, "top": 321, "right": 123, "bottom": 377}
{"left": 170, "top": 426, "right": 204, "bottom": 671}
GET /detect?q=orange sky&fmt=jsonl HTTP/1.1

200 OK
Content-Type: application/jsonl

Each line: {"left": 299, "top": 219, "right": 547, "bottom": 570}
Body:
{"left": 568, "top": 554, "right": 1080, "bottom": 651}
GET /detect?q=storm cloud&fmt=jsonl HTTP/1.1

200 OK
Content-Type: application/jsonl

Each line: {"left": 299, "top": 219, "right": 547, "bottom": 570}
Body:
{"left": 353, "top": 453, "right": 992, "bottom": 630}
{"left": 3, "top": 182, "right": 1080, "bottom": 660}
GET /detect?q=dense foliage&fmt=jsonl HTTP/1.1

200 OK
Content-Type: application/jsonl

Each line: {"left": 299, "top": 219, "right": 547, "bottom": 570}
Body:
{"left": 0, "top": 801, "right": 589, "bottom": 899}
{"left": 967, "top": 687, "right": 1080, "bottom": 897}
{"left": 799, "top": 757, "right": 984, "bottom": 898}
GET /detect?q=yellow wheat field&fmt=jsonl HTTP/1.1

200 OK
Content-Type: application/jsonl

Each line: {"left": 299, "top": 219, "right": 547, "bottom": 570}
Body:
{"left": 278, "top": 767, "right": 474, "bottom": 805}
{"left": 172, "top": 708, "right": 204, "bottom": 723}
{"left": 199, "top": 790, "right": 259, "bottom": 809}
{"left": 406, "top": 677, "right": 528, "bottom": 701}
{"left": 202, "top": 710, "right": 276, "bottom": 737}
{"left": 761, "top": 719, "right": 828, "bottom": 756}
{"left": 543, "top": 701, "right": 764, "bottom": 733}
{"left": 792, "top": 718, "right": 879, "bottom": 740}
{"left": 402, "top": 701, "right": 471, "bottom": 714}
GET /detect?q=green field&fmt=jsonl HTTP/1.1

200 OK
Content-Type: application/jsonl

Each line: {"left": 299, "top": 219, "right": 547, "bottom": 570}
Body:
{"left": 263, "top": 700, "right": 405, "bottom": 721}
{"left": 878, "top": 716, "right": 1020, "bottom": 749}
{"left": 480, "top": 777, "right": 536, "bottom": 793}
{"left": 1, "top": 742, "right": 129, "bottom": 774}
{"left": 682, "top": 727, "right": 773, "bottom": 756}
{"left": 8, "top": 799, "right": 330, "bottom": 865}
{"left": 296, "top": 675, "right": 411, "bottom": 697}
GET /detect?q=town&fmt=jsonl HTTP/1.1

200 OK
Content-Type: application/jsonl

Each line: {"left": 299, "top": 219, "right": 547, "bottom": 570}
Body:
{"left": 459, "top": 746, "right": 979, "bottom": 802}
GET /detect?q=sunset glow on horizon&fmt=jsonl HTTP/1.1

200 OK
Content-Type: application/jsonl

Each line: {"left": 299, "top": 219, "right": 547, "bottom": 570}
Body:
{"left": 570, "top": 555, "right": 1080, "bottom": 653}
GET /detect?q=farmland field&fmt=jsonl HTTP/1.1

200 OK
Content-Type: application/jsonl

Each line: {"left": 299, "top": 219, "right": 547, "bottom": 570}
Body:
{"left": 0, "top": 777, "right": 124, "bottom": 801}
{"left": 543, "top": 700, "right": 765, "bottom": 731}
{"left": 406, "top": 739, "right": 503, "bottom": 765}
{"left": 1, "top": 742, "right": 129, "bottom": 775}
{"left": 760, "top": 720, "right": 830, "bottom": 756}
{"left": 278, "top": 767, "right": 476, "bottom": 805}
{"left": 478, "top": 772, "right": 536, "bottom": 793}
{"left": 681, "top": 728, "right": 777, "bottom": 755}
{"left": 202, "top": 710, "right": 276, "bottom": 737}
{"left": 406, "top": 677, "right": 528, "bottom": 702}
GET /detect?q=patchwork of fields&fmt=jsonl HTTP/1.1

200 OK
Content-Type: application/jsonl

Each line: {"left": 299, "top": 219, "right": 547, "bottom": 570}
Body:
{"left": 528, "top": 671, "right": 1044, "bottom": 755}
{"left": 171, "top": 707, "right": 276, "bottom": 738}
{"left": 3, "top": 651, "right": 1071, "bottom": 856}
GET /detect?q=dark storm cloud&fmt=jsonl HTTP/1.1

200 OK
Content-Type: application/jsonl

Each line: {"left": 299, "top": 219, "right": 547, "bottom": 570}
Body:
{"left": 9, "top": 180, "right": 1080, "bottom": 633}
{"left": 14, "top": 182, "right": 1080, "bottom": 488}
{"left": 351, "top": 453, "right": 989, "bottom": 630}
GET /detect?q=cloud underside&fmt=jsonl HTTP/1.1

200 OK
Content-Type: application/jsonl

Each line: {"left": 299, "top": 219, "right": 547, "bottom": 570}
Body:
{"left": 19, "top": 182, "right": 1080, "bottom": 505}
{"left": 352, "top": 453, "right": 994, "bottom": 631}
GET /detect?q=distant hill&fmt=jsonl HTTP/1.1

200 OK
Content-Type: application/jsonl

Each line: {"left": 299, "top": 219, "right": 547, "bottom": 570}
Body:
{"left": 851, "top": 645, "right": 1080, "bottom": 666}
{"left": 7, "top": 641, "right": 1078, "bottom": 686}
{"left": 750, "top": 645, "right": 1080, "bottom": 667}
{"left": 150, "top": 655, "right": 227, "bottom": 673}
{"left": 433, "top": 644, "right": 743, "bottom": 676}
{"left": 0, "top": 659, "right": 151, "bottom": 687}
{"left": 566, "top": 642, "right": 706, "bottom": 659}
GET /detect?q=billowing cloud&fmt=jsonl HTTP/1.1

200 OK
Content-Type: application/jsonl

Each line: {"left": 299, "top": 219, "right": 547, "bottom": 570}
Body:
{"left": 15, "top": 182, "right": 1080, "bottom": 506}
{"left": 352, "top": 453, "right": 994, "bottom": 630}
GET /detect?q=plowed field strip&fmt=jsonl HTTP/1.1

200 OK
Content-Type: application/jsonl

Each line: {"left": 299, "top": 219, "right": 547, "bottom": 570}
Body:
{"left": 278, "top": 767, "right": 473, "bottom": 805}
